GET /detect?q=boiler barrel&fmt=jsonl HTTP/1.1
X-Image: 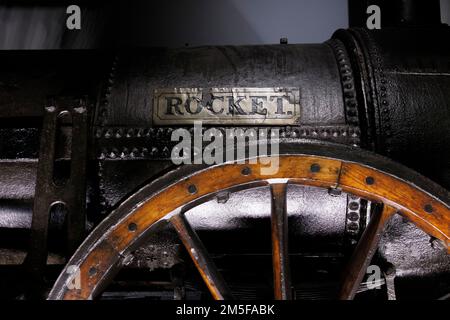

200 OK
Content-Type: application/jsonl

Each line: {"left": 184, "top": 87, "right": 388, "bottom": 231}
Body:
{"left": 0, "top": 26, "right": 450, "bottom": 216}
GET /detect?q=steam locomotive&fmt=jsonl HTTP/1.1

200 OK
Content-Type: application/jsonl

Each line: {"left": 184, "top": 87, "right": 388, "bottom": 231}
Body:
{"left": 0, "top": 0, "right": 449, "bottom": 300}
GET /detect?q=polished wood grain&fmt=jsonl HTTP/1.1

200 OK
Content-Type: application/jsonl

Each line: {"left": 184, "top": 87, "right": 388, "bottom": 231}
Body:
{"left": 56, "top": 155, "right": 449, "bottom": 300}
{"left": 339, "top": 162, "right": 449, "bottom": 245}
{"left": 170, "top": 213, "right": 233, "bottom": 300}
{"left": 270, "top": 183, "right": 292, "bottom": 300}
{"left": 338, "top": 205, "right": 396, "bottom": 300}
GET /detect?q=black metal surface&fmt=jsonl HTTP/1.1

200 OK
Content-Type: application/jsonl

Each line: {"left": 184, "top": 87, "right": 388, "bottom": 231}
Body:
{"left": 99, "top": 44, "right": 346, "bottom": 127}
{"left": 0, "top": 17, "right": 449, "bottom": 299}
{"left": 334, "top": 27, "right": 450, "bottom": 189}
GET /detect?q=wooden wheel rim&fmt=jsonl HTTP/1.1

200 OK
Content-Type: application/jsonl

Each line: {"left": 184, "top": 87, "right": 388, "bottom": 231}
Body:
{"left": 48, "top": 142, "right": 450, "bottom": 300}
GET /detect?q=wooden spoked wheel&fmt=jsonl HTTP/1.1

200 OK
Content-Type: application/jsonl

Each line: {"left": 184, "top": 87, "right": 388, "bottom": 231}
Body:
{"left": 48, "top": 143, "right": 450, "bottom": 300}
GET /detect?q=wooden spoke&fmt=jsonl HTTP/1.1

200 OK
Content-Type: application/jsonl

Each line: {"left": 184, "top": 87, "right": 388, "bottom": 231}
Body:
{"left": 270, "top": 183, "right": 292, "bottom": 300}
{"left": 170, "top": 213, "right": 233, "bottom": 300}
{"left": 338, "top": 205, "right": 397, "bottom": 300}
{"left": 48, "top": 147, "right": 450, "bottom": 300}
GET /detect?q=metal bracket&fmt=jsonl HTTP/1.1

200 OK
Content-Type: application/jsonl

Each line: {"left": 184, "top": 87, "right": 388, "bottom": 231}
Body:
{"left": 24, "top": 97, "right": 90, "bottom": 298}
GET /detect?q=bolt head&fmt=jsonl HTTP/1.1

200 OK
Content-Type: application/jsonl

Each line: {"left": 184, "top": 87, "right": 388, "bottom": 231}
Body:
{"left": 128, "top": 222, "right": 138, "bottom": 232}
{"left": 88, "top": 267, "right": 97, "bottom": 277}
{"left": 310, "top": 163, "right": 321, "bottom": 173}
{"left": 241, "top": 167, "right": 251, "bottom": 176}
{"left": 188, "top": 184, "right": 197, "bottom": 194}
{"left": 424, "top": 204, "right": 434, "bottom": 214}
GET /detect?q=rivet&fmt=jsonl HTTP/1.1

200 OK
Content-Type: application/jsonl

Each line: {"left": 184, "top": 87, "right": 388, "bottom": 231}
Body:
{"left": 88, "top": 267, "right": 97, "bottom": 277}
{"left": 188, "top": 184, "right": 197, "bottom": 194}
{"left": 348, "top": 212, "right": 360, "bottom": 221}
{"left": 128, "top": 222, "right": 137, "bottom": 232}
{"left": 241, "top": 167, "right": 251, "bottom": 176}
{"left": 347, "top": 222, "right": 359, "bottom": 231}
{"left": 349, "top": 202, "right": 360, "bottom": 211}
{"left": 424, "top": 204, "right": 434, "bottom": 214}
{"left": 365, "top": 176, "right": 375, "bottom": 185}
{"left": 310, "top": 163, "right": 321, "bottom": 173}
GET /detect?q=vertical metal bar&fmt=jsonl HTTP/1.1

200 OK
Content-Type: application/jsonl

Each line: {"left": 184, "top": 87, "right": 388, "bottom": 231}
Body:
{"left": 270, "top": 183, "right": 292, "bottom": 300}
{"left": 170, "top": 213, "right": 233, "bottom": 300}
{"left": 24, "top": 105, "right": 58, "bottom": 298}
{"left": 339, "top": 204, "right": 396, "bottom": 300}
{"left": 24, "top": 99, "right": 90, "bottom": 298}
{"left": 66, "top": 104, "right": 89, "bottom": 255}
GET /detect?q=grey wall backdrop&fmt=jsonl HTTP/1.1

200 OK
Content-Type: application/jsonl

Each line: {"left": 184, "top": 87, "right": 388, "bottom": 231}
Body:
{"left": 122, "top": 0, "right": 348, "bottom": 47}
{"left": 0, "top": 0, "right": 449, "bottom": 49}
{"left": 443, "top": 0, "right": 450, "bottom": 23}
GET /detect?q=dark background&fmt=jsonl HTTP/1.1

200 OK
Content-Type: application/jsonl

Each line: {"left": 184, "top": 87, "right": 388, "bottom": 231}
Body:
{"left": 0, "top": 0, "right": 449, "bottom": 49}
